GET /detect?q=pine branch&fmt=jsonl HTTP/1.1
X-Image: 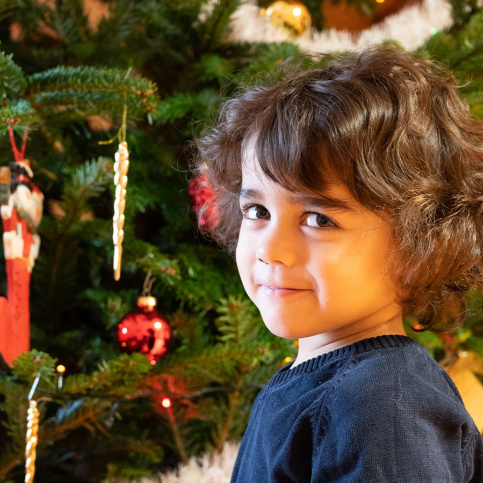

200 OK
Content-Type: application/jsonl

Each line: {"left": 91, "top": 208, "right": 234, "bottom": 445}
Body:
{"left": 154, "top": 89, "right": 220, "bottom": 124}
{"left": 0, "top": 101, "right": 38, "bottom": 135}
{"left": 62, "top": 353, "right": 152, "bottom": 395}
{"left": 41, "top": 405, "right": 107, "bottom": 442}
{"left": 31, "top": 159, "right": 112, "bottom": 324}
{"left": 0, "top": 50, "right": 27, "bottom": 97}
{"left": 0, "top": 0, "right": 16, "bottom": 21}
{"left": 447, "top": 0, "right": 480, "bottom": 26}
{"left": 58, "top": 158, "right": 111, "bottom": 231}
{"left": 154, "top": 342, "right": 271, "bottom": 386}
{"left": 200, "top": 0, "right": 241, "bottom": 50}
{"left": 420, "top": 9, "right": 483, "bottom": 73}
{"left": 214, "top": 371, "right": 244, "bottom": 453}
{"left": 27, "top": 66, "right": 158, "bottom": 121}
{"left": 215, "top": 295, "right": 260, "bottom": 344}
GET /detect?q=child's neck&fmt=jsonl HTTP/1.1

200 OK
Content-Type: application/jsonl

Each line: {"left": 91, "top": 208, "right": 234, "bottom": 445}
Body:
{"left": 291, "top": 312, "right": 405, "bottom": 369}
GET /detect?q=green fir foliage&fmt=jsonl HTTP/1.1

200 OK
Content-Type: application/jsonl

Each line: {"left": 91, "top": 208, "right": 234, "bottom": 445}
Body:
{"left": 0, "top": 49, "right": 26, "bottom": 97}
{"left": 419, "top": 7, "right": 483, "bottom": 116}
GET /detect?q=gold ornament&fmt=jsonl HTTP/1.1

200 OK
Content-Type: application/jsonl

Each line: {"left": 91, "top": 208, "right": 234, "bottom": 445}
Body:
{"left": 445, "top": 352, "right": 483, "bottom": 433}
{"left": 263, "top": 1, "right": 311, "bottom": 36}
{"left": 25, "top": 399, "right": 40, "bottom": 483}
{"left": 113, "top": 141, "right": 129, "bottom": 281}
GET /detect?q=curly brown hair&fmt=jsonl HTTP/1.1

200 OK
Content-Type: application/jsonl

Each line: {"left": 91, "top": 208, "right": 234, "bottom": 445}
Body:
{"left": 195, "top": 45, "right": 483, "bottom": 332}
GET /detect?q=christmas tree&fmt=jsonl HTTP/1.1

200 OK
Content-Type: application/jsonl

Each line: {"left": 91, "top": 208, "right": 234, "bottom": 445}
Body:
{"left": 0, "top": 0, "right": 482, "bottom": 481}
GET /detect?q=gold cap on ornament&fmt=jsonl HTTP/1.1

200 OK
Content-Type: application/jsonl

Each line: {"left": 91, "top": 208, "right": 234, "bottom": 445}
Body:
{"left": 137, "top": 296, "right": 157, "bottom": 310}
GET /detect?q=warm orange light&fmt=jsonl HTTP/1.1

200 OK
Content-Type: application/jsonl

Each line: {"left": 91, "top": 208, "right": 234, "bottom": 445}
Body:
{"left": 162, "top": 398, "right": 171, "bottom": 408}
{"left": 154, "top": 321, "right": 162, "bottom": 330}
{"left": 56, "top": 365, "right": 66, "bottom": 373}
{"left": 375, "top": 0, "right": 385, "bottom": 3}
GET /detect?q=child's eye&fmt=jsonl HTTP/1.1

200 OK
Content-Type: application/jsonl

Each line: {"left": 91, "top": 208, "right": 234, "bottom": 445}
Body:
{"left": 243, "top": 204, "right": 270, "bottom": 220}
{"left": 305, "top": 212, "right": 336, "bottom": 228}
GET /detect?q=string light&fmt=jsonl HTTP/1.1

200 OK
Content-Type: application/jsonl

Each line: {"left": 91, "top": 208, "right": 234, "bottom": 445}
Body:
{"left": 56, "top": 364, "right": 66, "bottom": 390}
{"left": 282, "top": 357, "right": 294, "bottom": 366}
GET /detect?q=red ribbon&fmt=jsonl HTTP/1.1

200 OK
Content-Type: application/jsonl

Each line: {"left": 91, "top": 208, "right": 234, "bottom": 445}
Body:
{"left": 7, "top": 124, "right": 29, "bottom": 162}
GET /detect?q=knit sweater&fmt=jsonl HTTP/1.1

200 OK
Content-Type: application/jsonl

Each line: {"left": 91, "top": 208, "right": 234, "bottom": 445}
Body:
{"left": 231, "top": 335, "right": 483, "bottom": 482}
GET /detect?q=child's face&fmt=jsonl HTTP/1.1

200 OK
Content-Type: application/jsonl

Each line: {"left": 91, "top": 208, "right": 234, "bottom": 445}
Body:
{"left": 236, "top": 152, "right": 403, "bottom": 342}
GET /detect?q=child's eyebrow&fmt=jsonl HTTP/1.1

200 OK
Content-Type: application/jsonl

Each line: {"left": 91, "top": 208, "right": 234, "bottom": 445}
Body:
{"left": 297, "top": 194, "right": 355, "bottom": 212}
{"left": 239, "top": 189, "right": 355, "bottom": 212}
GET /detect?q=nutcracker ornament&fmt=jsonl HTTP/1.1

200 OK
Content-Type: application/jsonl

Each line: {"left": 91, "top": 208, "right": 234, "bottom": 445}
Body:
{"left": 0, "top": 125, "right": 43, "bottom": 365}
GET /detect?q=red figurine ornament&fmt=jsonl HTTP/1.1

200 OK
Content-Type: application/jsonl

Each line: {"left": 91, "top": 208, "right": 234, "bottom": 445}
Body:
{"left": 0, "top": 126, "right": 43, "bottom": 365}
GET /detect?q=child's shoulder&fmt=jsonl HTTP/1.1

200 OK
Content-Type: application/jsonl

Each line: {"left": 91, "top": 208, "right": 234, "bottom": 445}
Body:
{"left": 323, "top": 335, "right": 467, "bottom": 424}
{"left": 334, "top": 335, "right": 459, "bottom": 402}
{"left": 310, "top": 336, "right": 483, "bottom": 482}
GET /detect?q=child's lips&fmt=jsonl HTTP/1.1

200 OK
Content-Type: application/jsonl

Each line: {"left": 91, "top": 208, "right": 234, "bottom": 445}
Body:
{"left": 260, "top": 285, "right": 312, "bottom": 296}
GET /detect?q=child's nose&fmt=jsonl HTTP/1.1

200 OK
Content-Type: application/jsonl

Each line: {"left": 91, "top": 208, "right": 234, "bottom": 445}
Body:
{"left": 256, "top": 223, "right": 297, "bottom": 266}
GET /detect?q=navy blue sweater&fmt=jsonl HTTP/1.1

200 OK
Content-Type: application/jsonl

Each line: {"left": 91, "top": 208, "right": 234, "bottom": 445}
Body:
{"left": 231, "top": 335, "right": 483, "bottom": 482}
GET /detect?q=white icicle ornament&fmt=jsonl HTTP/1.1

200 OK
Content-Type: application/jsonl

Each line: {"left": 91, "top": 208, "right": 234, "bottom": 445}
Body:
{"left": 113, "top": 141, "right": 129, "bottom": 281}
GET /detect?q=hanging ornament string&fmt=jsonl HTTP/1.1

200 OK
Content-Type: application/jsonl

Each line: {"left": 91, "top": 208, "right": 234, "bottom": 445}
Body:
{"left": 8, "top": 122, "right": 29, "bottom": 162}
{"left": 25, "top": 373, "right": 41, "bottom": 483}
{"left": 99, "top": 106, "right": 130, "bottom": 281}
{"left": 142, "top": 269, "right": 156, "bottom": 297}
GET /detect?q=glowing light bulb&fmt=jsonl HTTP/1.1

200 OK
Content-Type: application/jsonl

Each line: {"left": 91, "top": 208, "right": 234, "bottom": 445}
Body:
{"left": 154, "top": 321, "right": 162, "bottom": 329}
{"left": 162, "top": 398, "right": 171, "bottom": 408}
{"left": 122, "top": 327, "right": 128, "bottom": 334}
{"left": 56, "top": 364, "right": 66, "bottom": 390}
{"left": 293, "top": 7, "right": 302, "bottom": 16}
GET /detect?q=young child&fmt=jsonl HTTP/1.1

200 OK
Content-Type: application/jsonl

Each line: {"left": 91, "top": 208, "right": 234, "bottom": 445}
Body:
{"left": 196, "top": 45, "right": 483, "bottom": 482}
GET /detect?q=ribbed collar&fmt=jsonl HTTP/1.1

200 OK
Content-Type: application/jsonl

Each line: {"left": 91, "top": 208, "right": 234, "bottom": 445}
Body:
{"left": 266, "top": 334, "right": 418, "bottom": 389}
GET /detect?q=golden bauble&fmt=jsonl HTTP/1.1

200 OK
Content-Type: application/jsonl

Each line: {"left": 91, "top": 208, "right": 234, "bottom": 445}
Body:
{"left": 263, "top": 1, "right": 311, "bottom": 36}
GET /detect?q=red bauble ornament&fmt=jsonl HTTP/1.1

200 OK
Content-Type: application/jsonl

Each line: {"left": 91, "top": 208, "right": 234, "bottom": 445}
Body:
{"left": 117, "top": 296, "right": 172, "bottom": 365}
{"left": 188, "top": 173, "right": 219, "bottom": 229}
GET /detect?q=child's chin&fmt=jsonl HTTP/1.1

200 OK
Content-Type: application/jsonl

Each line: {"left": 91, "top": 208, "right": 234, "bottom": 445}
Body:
{"left": 263, "top": 321, "right": 300, "bottom": 340}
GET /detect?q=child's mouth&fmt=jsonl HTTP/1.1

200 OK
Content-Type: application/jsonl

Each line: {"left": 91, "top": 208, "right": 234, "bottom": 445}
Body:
{"left": 261, "top": 286, "right": 311, "bottom": 296}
